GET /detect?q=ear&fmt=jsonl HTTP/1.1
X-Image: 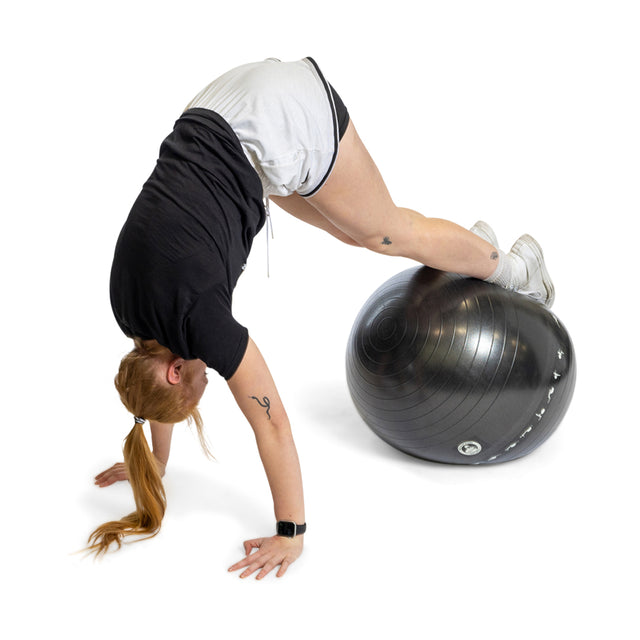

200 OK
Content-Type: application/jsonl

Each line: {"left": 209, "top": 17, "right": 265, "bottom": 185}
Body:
{"left": 166, "top": 358, "right": 186, "bottom": 385}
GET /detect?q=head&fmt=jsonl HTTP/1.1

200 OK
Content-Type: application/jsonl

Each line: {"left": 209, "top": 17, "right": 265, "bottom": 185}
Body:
{"left": 86, "top": 338, "right": 210, "bottom": 557}
{"left": 114, "top": 337, "right": 208, "bottom": 427}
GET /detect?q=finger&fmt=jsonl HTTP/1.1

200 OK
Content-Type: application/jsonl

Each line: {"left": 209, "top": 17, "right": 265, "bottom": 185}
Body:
{"left": 94, "top": 471, "right": 116, "bottom": 486}
{"left": 95, "top": 477, "right": 116, "bottom": 488}
{"left": 243, "top": 539, "right": 262, "bottom": 556}
{"left": 256, "top": 559, "right": 279, "bottom": 581}
{"left": 95, "top": 469, "right": 127, "bottom": 487}
{"left": 228, "top": 561, "right": 245, "bottom": 573}
{"left": 229, "top": 539, "right": 265, "bottom": 572}
{"left": 240, "top": 562, "right": 263, "bottom": 579}
{"left": 276, "top": 560, "right": 290, "bottom": 578}
{"left": 98, "top": 462, "right": 124, "bottom": 474}
{"left": 94, "top": 464, "right": 125, "bottom": 482}
{"left": 229, "top": 550, "right": 264, "bottom": 573}
{"left": 228, "top": 557, "right": 252, "bottom": 572}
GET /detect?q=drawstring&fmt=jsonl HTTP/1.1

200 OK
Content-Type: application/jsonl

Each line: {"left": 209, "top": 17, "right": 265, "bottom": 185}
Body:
{"left": 265, "top": 197, "right": 274, "bottom": 277}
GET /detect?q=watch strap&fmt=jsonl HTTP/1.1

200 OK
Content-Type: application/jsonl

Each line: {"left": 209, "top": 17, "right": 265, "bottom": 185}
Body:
{"left": 276, "top": 521, "right": 306, "bottom": 537}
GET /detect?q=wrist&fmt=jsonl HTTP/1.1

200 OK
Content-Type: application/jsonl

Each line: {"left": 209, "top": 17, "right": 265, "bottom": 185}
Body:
{"left": 276, "top": 521, "right": 306, "bottom": 538}
{"left": 153, "top": 455, "right": 167, "bottom": 477}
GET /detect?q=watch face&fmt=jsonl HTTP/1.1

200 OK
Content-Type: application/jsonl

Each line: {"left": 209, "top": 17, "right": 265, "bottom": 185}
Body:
{"left": 277, "top": 521, "right": 296, "bottom": 537}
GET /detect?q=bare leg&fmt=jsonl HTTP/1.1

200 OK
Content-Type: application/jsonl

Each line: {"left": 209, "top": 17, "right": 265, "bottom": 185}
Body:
{"left": 307, "top": 121, "right": 499, "bottom": 279}
{"left": 270, "top": 194, "right": 362, "bottom": 247}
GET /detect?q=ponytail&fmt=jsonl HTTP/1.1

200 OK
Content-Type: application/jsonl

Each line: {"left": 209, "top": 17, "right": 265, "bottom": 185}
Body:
{"left": 87, "top": 422, "right": 166, "bottom": 556}
{"left": 87, "top": 337, "right": 205, "bottom": 557}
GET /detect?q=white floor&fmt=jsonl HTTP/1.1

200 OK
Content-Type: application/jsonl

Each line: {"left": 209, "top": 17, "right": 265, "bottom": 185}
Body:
{"left": 3, "top": 2, "right": 638, "bottom": 638}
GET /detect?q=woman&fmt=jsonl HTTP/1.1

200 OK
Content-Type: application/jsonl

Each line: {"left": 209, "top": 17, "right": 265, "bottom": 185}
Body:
{"left": 88, "top": 57, "right": 554, "bottom": 579}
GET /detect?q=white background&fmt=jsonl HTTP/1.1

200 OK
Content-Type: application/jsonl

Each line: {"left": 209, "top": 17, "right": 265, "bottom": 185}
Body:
{"left": 2, "top": 1, "right": 638, "bottom": 638}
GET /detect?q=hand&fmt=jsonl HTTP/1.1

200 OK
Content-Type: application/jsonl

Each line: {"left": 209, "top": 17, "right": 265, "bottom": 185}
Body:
{"left": 228, "top": 535, "right": 303, "bottom": 580}
{"left": 94, "top": 458, "right": 166, "bottom": 487}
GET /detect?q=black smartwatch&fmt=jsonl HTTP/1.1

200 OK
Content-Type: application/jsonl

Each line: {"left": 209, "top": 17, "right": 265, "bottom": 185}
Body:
{"left": 276, "top": 521, "right": 307, "bottom": 538}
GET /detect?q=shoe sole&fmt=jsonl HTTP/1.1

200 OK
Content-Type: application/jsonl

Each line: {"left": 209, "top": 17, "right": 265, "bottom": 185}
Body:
{"left": 511, "top": 234, "right": 555, "bottom": 308}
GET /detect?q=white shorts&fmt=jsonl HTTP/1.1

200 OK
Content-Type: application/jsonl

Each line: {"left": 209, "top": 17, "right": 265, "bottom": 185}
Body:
{"left": 184, "top": 57, "right": 341, "bottom": 198}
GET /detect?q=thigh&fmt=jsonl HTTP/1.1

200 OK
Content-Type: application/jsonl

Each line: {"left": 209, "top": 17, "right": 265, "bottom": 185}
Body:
{"left": 270, "top": 194, "right": 360, "bottom": 246}
{"left": 306, "top": 120, "right": 398, "bottom": 245}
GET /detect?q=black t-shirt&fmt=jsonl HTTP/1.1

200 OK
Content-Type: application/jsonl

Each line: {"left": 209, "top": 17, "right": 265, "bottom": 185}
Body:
{"left": 110, "top": 109, "right": 266, "bottom": 379}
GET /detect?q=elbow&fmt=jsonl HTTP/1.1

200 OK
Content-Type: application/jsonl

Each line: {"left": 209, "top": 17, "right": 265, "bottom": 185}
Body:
{"left": 252, "top": 414, "right": 293, "bottom": 444}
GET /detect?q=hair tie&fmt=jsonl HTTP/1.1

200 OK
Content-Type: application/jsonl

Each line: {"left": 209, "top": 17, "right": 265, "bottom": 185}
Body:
{"left": 134, "top": 416, "right": 146, "bottom": 424}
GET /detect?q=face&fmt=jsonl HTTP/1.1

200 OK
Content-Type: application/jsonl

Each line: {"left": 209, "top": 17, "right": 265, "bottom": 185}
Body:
{"left": 184, "top": 358, "right": 209, "bottom": 403}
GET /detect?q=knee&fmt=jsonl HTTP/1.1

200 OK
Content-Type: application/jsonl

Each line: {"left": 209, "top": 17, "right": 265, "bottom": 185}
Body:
{"left": 341, "top": 201, "right": 404, "bottom": 254}
{"left": 331, "top": 227, "right": 363, "bottom": 247}
{"left": 359, "top": 232, "right": 401, "bottom": 256}
{"left": 358, "top": 205, "right": 416, "bottom": 257}
{"left": 341, "top": 235, "right": 364, "bottom": 248}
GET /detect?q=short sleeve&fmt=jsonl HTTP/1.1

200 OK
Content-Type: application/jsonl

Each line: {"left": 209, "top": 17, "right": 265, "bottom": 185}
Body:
{"left": 186, "top": 284, "right": 249, "bottom": 379}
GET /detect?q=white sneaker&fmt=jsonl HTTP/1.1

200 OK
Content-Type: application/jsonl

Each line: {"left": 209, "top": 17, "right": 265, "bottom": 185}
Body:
{"left": 510, "top": 234, "right": 555, "bottom": 308}
{"left": 470, "top": 220, "right": 499, "bottom": 248}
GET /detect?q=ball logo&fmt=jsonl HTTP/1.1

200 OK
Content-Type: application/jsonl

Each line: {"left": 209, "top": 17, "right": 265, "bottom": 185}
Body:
{"left": 458, "top": 441, "right": 482, "bottom": 456}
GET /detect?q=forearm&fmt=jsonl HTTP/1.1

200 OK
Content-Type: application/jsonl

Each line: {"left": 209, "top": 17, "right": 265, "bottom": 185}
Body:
{"left": 225, "top": 339, "right": 306, "bottom": 579}
{"left": 253, "top": 421, "right": 305, "bottom": 524}
{"left": 150, "top": 421, "right": 174, "bottom": 467}
{"left": 227, "top": 338, "right": 305, "bottom": 526}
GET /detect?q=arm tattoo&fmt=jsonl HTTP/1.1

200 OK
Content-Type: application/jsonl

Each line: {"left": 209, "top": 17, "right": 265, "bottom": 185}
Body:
{"left": 491, "top": 251, "right": 499, "bottom": 260}
{"left": 381, "top": 236, "right": 393, "bottom": 246}
{"left": 250, "top": 395, "right": 271, "bottom": 420}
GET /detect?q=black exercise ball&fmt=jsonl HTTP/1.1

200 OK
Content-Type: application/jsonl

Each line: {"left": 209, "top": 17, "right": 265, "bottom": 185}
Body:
{"left": 346, "top": 267, "right": 576, "bottom": 464}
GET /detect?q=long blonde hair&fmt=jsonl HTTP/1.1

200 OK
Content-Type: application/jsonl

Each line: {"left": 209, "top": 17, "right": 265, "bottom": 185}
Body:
{"left": 86, "top": 338, "right": 208, "bottom": 556}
